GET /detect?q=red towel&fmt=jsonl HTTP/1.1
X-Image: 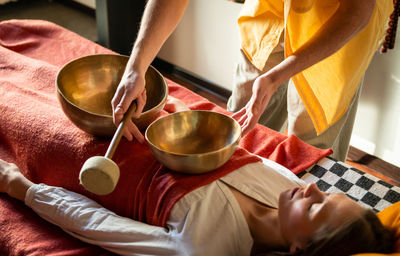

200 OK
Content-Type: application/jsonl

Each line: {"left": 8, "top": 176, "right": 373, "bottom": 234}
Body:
{"left": 0, "top": 196, "right": 113, "bottom": 256}
{"left": 0, "top": 19, "right": 332, "bottom": 255}
{"left": 0, "top": 17, "right": 261, "bottom": 220}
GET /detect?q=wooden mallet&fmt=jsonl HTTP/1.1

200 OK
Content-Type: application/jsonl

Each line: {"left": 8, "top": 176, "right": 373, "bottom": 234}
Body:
{"left": 79, "top": 102, "right": 137, "bottom": 195}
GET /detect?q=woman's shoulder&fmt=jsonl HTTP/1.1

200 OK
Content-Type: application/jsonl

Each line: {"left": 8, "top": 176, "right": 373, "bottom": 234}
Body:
{"left": 220, "top": 160, "right": 306, "bottom": 207}
{"left": 167, "top": 180, "right": 253, "bottom": 256}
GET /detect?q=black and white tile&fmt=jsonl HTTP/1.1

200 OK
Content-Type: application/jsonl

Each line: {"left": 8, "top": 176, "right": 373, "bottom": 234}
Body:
{"left": 298, "top": 157, "right": 400, "bottom": 212}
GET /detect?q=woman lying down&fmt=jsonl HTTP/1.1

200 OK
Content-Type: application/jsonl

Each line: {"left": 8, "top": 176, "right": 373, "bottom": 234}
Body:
{"left": 0, "top": 156, "right": 394, "bottom": 256}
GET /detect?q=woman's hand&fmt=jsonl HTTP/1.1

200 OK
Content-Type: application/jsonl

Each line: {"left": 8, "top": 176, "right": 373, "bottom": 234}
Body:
{"left": 232, "top": 75, "right": 280, "bottom": 137}
{"left": 111, "top": 68, "right": 147, "bottom": 143}
{"left": 0, "top": 159, "right": 33, "bottom": 201}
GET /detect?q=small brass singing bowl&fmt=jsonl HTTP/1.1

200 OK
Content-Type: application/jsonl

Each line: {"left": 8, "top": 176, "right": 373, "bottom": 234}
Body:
{"left": 56, "top": 54, "right": 168, "bottom": 137}
{"left": 145, "top": 110, "right": 241, "bottom": 174}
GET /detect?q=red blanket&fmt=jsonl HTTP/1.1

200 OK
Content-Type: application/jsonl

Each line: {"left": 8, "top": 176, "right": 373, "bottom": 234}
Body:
{"left": 0, "top": 19, "right": 332, "bottom": 255}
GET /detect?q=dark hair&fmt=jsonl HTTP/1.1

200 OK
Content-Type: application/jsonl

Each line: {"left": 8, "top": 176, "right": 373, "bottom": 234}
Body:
{"left": 262, "top": 209, "right": 394, "bottom": 256}
{"left": 295, "top": 209, "right": 394, "bottom": 256}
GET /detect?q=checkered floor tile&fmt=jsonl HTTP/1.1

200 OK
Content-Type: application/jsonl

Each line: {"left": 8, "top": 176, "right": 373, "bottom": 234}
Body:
{"left": 298, "top": 157, "right": 400, "bottom": 212}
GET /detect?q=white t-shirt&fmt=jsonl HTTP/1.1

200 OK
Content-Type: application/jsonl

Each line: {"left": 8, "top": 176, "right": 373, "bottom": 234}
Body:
{"left": 25, "top": 158, "right": 306, "bottom": 256}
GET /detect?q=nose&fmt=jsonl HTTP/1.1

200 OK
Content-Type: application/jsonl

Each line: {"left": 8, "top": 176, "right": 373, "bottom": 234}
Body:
{"left": 303, "top": 183, "right": 321, "bottom": 197}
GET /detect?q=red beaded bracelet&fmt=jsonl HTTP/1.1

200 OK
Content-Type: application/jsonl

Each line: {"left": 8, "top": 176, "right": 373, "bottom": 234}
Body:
{"left": 380, "top": 0, "right": 399, "bottom": 53}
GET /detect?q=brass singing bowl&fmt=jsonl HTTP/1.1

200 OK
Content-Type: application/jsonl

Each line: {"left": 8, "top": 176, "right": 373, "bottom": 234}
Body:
{"left": 145, "top": 110, "right": 241, "bottom": 174}
{"left": 56, "top": 54, "right": 168, "bottom": 137}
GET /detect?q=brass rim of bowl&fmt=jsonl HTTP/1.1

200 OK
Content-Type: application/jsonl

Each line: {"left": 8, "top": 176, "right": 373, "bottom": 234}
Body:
{"left": 55, "top": 54, "right": 168, "bottom": 118}
{"left": 145, "top": 110, "right": 242, "bottom": 156}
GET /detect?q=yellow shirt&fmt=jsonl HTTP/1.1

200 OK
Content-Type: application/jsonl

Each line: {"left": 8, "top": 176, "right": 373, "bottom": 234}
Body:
{"left": 238, "top": 0, "right": 392, "bottom": 134}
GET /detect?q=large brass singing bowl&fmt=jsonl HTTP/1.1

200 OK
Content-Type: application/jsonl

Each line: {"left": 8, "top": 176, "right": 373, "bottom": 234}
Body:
{"left": 145, "top": 110, "right": 241, "bottom": 174}
{"left": 56, "top": 54, "right": 168, "bottom": 137}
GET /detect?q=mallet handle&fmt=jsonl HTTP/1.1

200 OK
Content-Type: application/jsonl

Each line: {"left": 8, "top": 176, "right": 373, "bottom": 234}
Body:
{"left": 105, "top": 101, "right": 137, "bottom": 159}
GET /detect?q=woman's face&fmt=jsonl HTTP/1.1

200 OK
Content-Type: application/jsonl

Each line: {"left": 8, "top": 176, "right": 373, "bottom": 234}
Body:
{"left": 278, "top": 183, "right": 365, "bottom": 251}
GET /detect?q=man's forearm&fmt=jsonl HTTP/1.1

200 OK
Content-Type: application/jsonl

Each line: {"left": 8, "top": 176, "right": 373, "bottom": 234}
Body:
{"left": 264, "top": 0, "right": 376, "bottom": 86}
{"left": 128, "top": 0, "right": 189, "bottom": 75}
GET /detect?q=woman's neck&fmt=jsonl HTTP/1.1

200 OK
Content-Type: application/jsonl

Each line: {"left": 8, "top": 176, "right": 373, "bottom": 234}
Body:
{"left": 228, "top": 186, "right": 289, "bottom": 253}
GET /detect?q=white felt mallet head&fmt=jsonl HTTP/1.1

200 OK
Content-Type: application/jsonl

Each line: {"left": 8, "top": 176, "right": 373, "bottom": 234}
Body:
{"left": 79, "top": 156, "right": 120, "bottom": 195}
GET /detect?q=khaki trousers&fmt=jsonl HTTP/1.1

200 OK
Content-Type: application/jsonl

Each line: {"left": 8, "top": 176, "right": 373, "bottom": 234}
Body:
{"left": 227, "top": 50, "right": 363, "bottom": 162}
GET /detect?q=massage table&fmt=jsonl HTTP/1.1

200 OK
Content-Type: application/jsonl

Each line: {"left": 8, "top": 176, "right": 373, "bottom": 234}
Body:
{"left": 0, "top": 19, "right": 399, "bottom": 255}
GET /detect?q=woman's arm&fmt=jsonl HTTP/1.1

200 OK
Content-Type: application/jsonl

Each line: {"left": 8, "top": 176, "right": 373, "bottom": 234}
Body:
{"left": 0, "top": 159, "right": 180, "bottom": 255}
{"left": 233, "top": 0, "right": 376, "bottom": 136}
{"left": 269, "top": 0, "right": 375, "bottom": 86}
{"left": 25, "top": 184, "right": 181, "bottom": 255}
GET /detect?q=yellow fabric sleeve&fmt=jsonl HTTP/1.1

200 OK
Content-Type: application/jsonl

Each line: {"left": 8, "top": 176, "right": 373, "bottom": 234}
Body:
{"left": 238, "top": 0, "right": 285, "bottom": 70}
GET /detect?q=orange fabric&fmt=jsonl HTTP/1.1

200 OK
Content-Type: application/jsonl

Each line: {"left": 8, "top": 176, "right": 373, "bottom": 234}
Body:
{"left": 0, "top": 19, "right": 331, "bottom": 255}
{"left": 237, "top": 0, "right": 285, "bottom": 70}
{"left": 286, "top": 0, "right": 393, "bottom": 134}
{"left": 353, "top": 201, "right": 400, "bottom": 256}
{"left": 378, "top": 202, "right": 400, "bottom": 252}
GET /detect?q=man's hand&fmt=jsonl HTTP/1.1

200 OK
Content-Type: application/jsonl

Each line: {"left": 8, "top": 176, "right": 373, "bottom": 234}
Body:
{"left": 232, "top": 75, "right": 280, "bottom": 136}
{"left": 110, "top": 0, "right": 189, "bottom": 143}
{"left": 111, "top": 69, "right": 146, "bottom": 143}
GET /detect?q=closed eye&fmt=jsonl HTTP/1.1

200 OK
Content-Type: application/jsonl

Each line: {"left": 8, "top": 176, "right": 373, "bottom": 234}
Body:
{"left": 309, "top": 203, "right": 324, "bottom": 218}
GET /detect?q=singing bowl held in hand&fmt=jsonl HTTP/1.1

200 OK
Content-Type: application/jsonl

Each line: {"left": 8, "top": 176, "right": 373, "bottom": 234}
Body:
{"left": 56, "top": 54, "right": 168, "bottom": 137}
{"left": 145, "top": 110, "right": 241, "bottom": 174}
